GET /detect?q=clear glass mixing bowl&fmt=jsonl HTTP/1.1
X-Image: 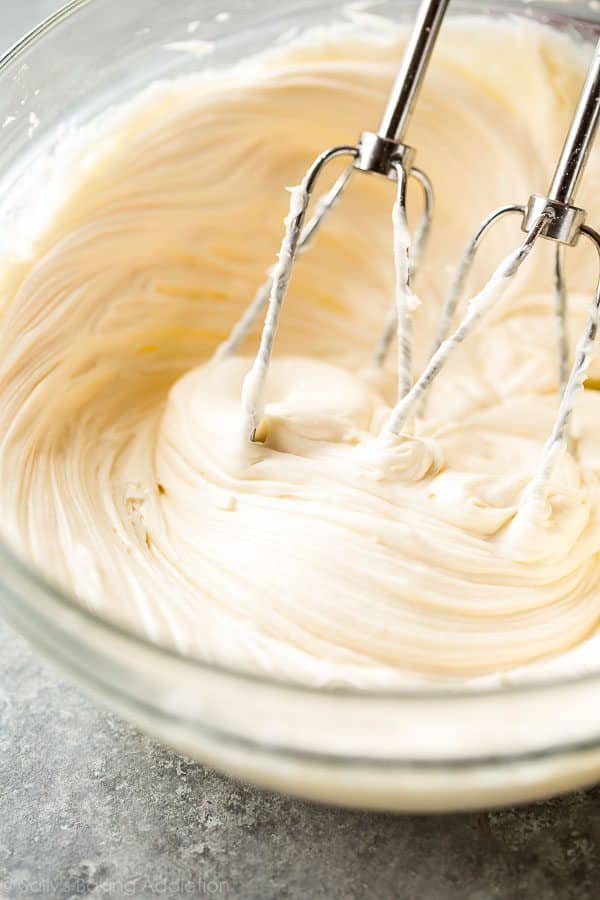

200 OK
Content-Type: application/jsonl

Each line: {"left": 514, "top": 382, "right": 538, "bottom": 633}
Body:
{"left": 1, "top": 0, "right": 600, "bottom": 812}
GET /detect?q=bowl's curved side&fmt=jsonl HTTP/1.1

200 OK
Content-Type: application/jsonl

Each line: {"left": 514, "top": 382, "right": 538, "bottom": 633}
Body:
{"left": 1, "top": 0, "right": 600, "bottom": 811}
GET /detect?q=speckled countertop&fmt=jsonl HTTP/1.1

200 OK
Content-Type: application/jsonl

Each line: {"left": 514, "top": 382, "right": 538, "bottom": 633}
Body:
{"left": 2, "top": 624, "right": 600, "bottom": 900}
{"left": 1, "top": 3, "right": 600, "bottom": 899}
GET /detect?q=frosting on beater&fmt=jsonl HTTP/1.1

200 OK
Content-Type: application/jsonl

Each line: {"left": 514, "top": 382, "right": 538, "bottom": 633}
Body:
{"left": 1, "top": 17, "right": 600, "bottom": 687}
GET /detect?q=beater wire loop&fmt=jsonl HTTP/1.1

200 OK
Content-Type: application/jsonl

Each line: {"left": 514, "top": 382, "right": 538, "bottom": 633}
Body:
{"left": 521, "top": 224, "right": 600, "bottom": 510}
{"left": 553, "top": 244, "right": 569, "bottom": 392}
{"left": 431, "top": 204, "right": 525, "bottom": 358}
{"left": 409, "top": 167, "right": 434, "bottom": 276}
{"left": 372, "top": 165, "right": 434, "bottom": 369}
{"left": 239, "top": 145, "right": 358, "bottom": 441}
{"left": 381, "top": 210, "right": 551, "bottom": 436}
{"left": 214, "top": 158, "right": 356, "bottom": 363}
{"left": 391, "top": 162, "right": 415, "bottom": 400}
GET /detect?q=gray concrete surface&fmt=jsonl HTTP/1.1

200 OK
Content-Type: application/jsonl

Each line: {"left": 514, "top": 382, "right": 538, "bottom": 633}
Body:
{"left": 1, "top": 621, "right": 600, "bottom": 899}
{"left": 1, "top": 2, "right": 600, "bottom": 898}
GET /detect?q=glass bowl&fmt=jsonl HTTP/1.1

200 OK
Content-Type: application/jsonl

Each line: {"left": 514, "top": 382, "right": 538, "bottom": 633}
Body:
{"left": 1, "top": 0, "right": 600, "bottom": 812}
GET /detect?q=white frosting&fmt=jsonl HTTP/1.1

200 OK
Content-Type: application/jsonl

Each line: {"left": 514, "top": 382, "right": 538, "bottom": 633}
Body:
{"left": 1, "top": 17, "right": 600, "bottom": 688}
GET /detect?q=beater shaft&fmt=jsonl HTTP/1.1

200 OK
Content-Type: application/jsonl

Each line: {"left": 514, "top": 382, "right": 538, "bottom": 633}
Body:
{"left": 522, "top": 41, "right": 600, "bottom": 244}
{"left": 548, "top": 43, "right": 600, "bottom": 206}
{"left": 379, "top": 0, "right": 450, "bottom": 142}
{"left": 355, "top": 0, "right": 449, "bottom": 177}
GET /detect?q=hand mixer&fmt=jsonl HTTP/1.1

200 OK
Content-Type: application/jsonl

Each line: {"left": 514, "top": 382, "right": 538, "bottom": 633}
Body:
{"left": 213, "top": 0, "right": 451, "bottom": 441}
{"left": 383, "top": 37, "right": 600, "bottom": 517}
{"left": 217, "top": 0, "right": 600, "bottom": 523}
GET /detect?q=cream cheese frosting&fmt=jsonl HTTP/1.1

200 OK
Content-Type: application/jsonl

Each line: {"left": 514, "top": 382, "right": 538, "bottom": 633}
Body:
{"left": 1, "top": 16, "right": 600, "bottom": 688}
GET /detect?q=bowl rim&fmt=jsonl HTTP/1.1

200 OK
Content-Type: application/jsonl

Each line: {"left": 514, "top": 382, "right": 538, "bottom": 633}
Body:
{"left": 2, "top": 0, "right": 600, "bottom": 703}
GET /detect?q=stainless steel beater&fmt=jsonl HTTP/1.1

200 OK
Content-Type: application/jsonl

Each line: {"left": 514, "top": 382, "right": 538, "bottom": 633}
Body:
{"left": 382, "top": 37, "right": 600, "bottom": 513}
{"left": 216, "top": 0, "right": 450, "bottom": 441}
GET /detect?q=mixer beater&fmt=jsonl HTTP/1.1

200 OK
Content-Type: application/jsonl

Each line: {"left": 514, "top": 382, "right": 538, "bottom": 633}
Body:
{"left": 384, "top": 38, "right": 600, "bottom": 516}
{"left": 213, "top": 0, "right": 451, "bottom": 440}
{"left": 216, "top": 0, "right": 600, "bottom": 524}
